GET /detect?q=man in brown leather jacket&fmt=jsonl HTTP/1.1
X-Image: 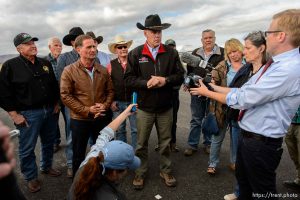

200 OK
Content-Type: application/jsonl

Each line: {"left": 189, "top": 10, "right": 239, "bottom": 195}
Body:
{"left": 60, "top": 35, "right": 114, "bottom": 176}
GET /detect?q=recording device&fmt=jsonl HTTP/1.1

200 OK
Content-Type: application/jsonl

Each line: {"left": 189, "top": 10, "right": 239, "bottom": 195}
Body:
{"left": 184, "top": 73, "right": 212, "bottom": 89}
{"left": 131, "top": 92, "right": 137, "bottom": 112}
{"left": 181, "top": 52, "right": 214, "bottom": 71}
{"left": 181, "top": 52, "right": 215, "bottom": 90}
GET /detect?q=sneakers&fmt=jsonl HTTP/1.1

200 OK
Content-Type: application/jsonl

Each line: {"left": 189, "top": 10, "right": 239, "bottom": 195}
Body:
{"left": 160, "top": 172, "right": 177, "bottom": 187}
{"left": 133, "top": 175, "right": 144, "bottom": 190}
{"left": 41, "top": 168, "right": 62, "bottom": 177}
{"left": 27, "top": 179, "right": 41, "bottom": 193}
{"left": 67, "top": 168, "right": 73, "bottom": 178}
{"left": 224, "top": 193, "right": 237, "bottom": 200}
{"left": 184, "top": 148, "right": 197, "bottom": 156}
{"left": 283, "top": 179, "right": 300, "bottom": 190}
{"left": 170, "top": 143, "right": 179, "bottom": 152}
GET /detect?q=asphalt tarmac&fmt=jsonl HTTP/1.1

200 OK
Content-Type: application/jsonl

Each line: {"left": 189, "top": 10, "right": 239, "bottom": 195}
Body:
{"left": 1, "top": 91, "right": 299, "bottom": 200}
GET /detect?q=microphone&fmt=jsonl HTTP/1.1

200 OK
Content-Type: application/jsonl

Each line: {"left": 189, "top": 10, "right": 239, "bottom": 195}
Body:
{"left": 181, "top": 52, "right": 207, "bottom": 68}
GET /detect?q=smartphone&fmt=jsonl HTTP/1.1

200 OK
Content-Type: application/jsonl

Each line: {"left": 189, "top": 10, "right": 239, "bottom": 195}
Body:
{"left": 131, "top": 92, "right": 137, "bottom": 112}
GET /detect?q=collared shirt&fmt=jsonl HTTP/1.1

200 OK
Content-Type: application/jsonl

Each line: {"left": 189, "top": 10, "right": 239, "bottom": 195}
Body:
{"left": 146, "top": 43, "right": 160, "bottom": 60}
{"left": 226, "top": 59, "right": 246, "bottom": 86}
{"left": 97, "top": 51, "right": 111, "bottom": 67}
{"left": 45, "top": 53, "right": 59, "bottom": 81}
{"left": 226, "top": 48, "right": 300, "bottom": 138}
{"left": 199, "top": 45, "right": 217, "bottom": 61}
{"left": 57, "top": 49, "right": 79, "bottom": 81}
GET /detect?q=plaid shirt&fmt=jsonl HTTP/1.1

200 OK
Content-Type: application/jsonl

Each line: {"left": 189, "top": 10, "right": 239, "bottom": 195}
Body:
{"left": 45, "top": 53, "right": 59, "bottom": 81}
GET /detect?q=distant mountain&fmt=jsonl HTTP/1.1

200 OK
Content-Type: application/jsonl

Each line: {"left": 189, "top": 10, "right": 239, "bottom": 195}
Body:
{"left": 0, "top": 54, "right": 18, "bottom": 64}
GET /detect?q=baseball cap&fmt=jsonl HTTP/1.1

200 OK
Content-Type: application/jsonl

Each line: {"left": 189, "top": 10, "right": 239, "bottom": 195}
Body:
{"left": 13, "top": 33, "right": 38, "bottom": 47}
{"left": 165, "top": 39, "right": 176, "bottom": 46}
{"left": 102, "top": 140, "right": 140, "bottom": 170}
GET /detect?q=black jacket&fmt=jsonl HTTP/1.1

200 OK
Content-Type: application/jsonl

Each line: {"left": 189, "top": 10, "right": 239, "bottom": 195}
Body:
{"left": 124, "top": 43, "right": 184, "bottom": 113}
{"left": 0, "top": 55, "right": 59, "bottom": 111}
{"left": 110, "top": 58, "right": 132, "bottom": 102}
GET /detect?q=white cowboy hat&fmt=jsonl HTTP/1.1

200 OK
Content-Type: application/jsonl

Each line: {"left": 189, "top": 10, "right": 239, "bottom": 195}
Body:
{"left": 108, "top": 35, "right": 133, "bottom": 54}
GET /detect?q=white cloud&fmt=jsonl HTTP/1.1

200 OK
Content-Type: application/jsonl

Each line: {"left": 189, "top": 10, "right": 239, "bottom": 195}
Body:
{"left": 0, "top": 0, "right": 299, "bottom": 56}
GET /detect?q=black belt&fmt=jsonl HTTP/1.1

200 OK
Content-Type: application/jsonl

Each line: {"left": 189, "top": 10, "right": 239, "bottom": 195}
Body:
{"left": 241, "top": 130, "right": 283, "bottom": 143}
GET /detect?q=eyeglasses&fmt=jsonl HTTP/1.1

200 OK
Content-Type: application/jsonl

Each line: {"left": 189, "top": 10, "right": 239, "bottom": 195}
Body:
{"left": 116, "top": 45, "right": 127, "bottom": 49}
{"left": 264, "top": 30, "right": 283, "bottom": 37}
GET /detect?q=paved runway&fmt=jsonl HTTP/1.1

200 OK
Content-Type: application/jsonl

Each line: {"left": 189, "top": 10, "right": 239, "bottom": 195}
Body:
{"left": 1, "top": 91, "right": 299, "bottom": 199}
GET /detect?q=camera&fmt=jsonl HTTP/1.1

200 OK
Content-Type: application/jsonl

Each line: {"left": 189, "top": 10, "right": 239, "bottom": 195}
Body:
{"left": 184, "top": 73, "right": 212, "bottom": 89}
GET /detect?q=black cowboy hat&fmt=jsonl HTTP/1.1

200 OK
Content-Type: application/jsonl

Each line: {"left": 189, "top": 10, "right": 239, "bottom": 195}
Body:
{"left": 63, "top": 27, "right": 84, "bottom": 46}
{"left": 136, "top": 14, "right": 171, "bottom": 31}
{"left": 86, "top": 31, "right": 103, "bottom": 44}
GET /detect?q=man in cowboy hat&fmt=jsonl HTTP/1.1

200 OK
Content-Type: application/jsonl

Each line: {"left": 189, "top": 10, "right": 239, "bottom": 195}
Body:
{"left": 86, "top": 31, "right": 111, "bottom": 67}
{"left": 106, "top": 35, "right": 137, "bottom": 149}
{"left": 0, "top": 33, "right": 61, "bottom": 193}
{"left": 56, "top": 26, "right": 84, "bottom": 178}
{"left": 124, "top": 14, "right": 184, "bottom": 189}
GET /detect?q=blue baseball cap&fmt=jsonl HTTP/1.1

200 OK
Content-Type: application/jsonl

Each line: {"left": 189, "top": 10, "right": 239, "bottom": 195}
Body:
{"left": 102, "top": 140, "right": 140, "bottom": 170}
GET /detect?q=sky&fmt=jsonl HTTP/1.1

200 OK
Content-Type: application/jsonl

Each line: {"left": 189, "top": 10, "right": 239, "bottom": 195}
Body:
{"left": 0, "top": 0, "right": 299, "bottom": 55}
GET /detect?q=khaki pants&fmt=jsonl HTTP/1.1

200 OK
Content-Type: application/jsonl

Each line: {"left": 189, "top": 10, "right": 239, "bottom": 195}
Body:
{"left": 135, "top": 108, "right": 173, "bottom": 177}
{"left": 285, "top": 124, "right": 300, "bottom": 179}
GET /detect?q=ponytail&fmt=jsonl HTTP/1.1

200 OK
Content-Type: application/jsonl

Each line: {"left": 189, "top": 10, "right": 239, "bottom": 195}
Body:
{"left": 74, "top": 152, "right": 105, "bottom": 200}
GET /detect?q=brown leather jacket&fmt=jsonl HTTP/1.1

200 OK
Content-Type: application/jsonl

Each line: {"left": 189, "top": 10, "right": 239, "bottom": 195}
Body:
{"left": 60, "top": 60, "right": 114, "bottom": 120}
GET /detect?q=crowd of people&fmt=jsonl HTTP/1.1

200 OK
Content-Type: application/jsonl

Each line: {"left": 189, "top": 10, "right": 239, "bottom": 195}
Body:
{"left": 0, "top": 8, "right": 299, "bottom": 200}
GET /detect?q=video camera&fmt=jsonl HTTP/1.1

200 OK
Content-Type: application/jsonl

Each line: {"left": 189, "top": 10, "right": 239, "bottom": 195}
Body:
{"left": 184, "top": 73, "right": 212, "bottom": 89}
{"left": 181, "top": 52, "right": 214, "bottom": 89}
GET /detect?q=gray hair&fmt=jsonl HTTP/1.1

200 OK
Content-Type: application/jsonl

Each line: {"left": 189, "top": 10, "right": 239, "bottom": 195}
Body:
{"left": 48, "top": 37, "right": 61, "bottom": 46}
{"left": 244, "top": 31, "right": 267, "bottom": 64}
{"left": 202, "top": 29, "right": 215, "bottom": 35}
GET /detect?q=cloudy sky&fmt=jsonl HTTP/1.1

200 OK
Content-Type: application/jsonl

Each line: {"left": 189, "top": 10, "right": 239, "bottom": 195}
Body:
{"left": 0, "top": 0, "right": 299, "bottom": 55}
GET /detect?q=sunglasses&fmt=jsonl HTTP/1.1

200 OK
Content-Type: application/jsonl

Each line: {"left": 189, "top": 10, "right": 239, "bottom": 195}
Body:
{"left": 116, "top": 45, "right": 128, "bottom": 49}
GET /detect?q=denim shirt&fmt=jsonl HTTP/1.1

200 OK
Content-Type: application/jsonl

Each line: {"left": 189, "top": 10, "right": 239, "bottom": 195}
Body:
{"left": 57, "top": 49, "right": 79, "bottom": 81}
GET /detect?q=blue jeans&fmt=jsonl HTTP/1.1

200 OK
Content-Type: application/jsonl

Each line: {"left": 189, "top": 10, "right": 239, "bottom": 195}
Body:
{"left": 61, "top": 105, "right": 73, "bottom": 168}
{"left": 187, "top": 95, "right": 211, "bottom": 149}
{"left": 208, "top": 120, "right": 240, "bottom": 168}
{"left": 113, "top": 101, "right": 137, "bottom": 149}
{"left": 208, "top": 125, "right": 227, "bottom": 168}
{"left": 17, "top": 107, "right": 57, "bottom": 181}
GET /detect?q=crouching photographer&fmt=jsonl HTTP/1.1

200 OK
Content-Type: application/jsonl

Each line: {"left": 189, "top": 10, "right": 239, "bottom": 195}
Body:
{"left": 180, "top": 29, "right": 224, "bottom": 156}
